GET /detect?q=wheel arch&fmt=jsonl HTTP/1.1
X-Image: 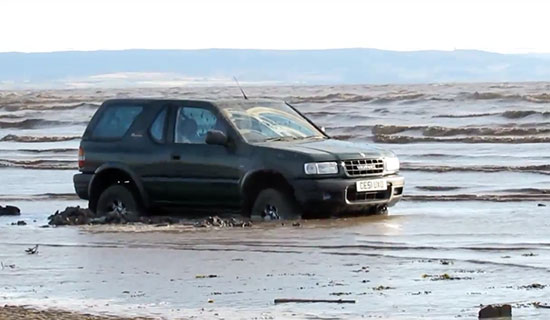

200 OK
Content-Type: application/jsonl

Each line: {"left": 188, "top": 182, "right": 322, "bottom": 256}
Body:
{"left": 240, "top": 169, "right": 296, "bottom": 215}
{"left": 88, "top": 163, "right": 149, "bottom": 213}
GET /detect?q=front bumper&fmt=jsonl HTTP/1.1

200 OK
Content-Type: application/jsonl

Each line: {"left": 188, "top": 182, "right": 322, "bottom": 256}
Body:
{"left": 292, "top": 174, "right": 404, "bottom": 215}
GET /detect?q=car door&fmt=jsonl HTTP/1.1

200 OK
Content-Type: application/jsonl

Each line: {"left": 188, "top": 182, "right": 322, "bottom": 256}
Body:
{"left": 166, "top": 101, "right": 243, "bottom": 207}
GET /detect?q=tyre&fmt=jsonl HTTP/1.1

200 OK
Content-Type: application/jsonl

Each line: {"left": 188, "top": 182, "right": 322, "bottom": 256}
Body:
{"left": 96, "top": 184, "right": 141, "bottom": 216}
{"left": 251, "top": 188, "right": 302, "bottom": 220}
{"left": 373, "top": 205, "right": 388, "bottom": 215}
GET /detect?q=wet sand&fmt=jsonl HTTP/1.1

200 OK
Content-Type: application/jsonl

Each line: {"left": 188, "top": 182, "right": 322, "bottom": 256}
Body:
{"left": 2, "top": 202, "right": 550, "bottom": 319}
{"left": 0, "top": 306, "right": 151, "bottom": 320}
{"left": 2, "top": 84, "right": 550, "bottom": 319}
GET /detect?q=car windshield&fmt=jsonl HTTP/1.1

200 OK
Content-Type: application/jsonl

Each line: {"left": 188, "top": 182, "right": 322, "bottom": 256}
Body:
{"left": 220, "top": 101, "right": 325, "bottom": 143}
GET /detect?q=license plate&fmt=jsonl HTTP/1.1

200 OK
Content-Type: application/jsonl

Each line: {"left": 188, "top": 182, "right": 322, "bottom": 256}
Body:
{"left": 356, "top": 179, "right": 387, "bottom": 192}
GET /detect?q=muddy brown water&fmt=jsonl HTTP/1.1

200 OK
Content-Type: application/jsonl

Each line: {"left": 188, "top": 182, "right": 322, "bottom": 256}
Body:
{"left": 2, "top": 84, "right": 550, "bottom": 319}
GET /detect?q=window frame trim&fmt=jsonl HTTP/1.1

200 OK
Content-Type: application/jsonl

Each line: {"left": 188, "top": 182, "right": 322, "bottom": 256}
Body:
{"left": 148, "top": 106, "right": 169, "bottom": 144}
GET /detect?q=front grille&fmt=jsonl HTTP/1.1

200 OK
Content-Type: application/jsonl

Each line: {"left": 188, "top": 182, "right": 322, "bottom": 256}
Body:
{"left": 346, "top": 184, "right": 391, "bottom": 202}
{"left": 343, "top": 159, "right": 384, "bottom": 177}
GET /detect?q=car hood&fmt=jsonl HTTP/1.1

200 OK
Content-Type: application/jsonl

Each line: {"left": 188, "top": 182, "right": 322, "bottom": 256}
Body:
{"left": 261, "top": 138, "right": 395, "bottom": 161}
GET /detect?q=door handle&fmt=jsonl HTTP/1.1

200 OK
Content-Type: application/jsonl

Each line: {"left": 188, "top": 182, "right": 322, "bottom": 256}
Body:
{"left": 171, "top": 154, "right": 181, "bottom": 160}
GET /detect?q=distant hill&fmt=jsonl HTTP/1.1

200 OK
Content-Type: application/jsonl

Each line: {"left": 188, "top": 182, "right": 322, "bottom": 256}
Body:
{"left": 1, "top": 48, "right": 550, "bottom": 88}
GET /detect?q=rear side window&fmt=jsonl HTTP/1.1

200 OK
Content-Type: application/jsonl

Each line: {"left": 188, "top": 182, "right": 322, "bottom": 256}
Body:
{"left": 149, "top": 108, "right": 167, "bottom": 143}
{"left": 92, "top": 105, "right": 143, "bottom": 139}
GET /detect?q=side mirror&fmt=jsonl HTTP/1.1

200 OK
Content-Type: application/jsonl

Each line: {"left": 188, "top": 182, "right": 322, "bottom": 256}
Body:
{"left": 205, "top": 130, "right": 228, "bottom": 146}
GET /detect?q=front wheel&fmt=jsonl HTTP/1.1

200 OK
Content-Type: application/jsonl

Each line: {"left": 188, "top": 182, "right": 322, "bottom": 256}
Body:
{"left": 373, "top": 205, "right": 388, "bottom": 215}
{"left": 251, "top": 188, "right": 302, "bottom": 220}
{"left": 96, "top": 185, "right": 142, "bottom": 217}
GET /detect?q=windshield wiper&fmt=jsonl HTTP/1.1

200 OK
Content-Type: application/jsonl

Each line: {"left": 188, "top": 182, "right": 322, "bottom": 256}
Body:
{"left": 264, "top": 136, "right": 301, "bottom": 142}
{"left": 264, "top": 135, "right": 326, "bottom": 142}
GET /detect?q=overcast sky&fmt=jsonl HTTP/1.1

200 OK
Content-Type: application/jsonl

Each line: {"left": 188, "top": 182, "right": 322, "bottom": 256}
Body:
{"left": 1, "top": 0, "right": 549, "bottom": 53}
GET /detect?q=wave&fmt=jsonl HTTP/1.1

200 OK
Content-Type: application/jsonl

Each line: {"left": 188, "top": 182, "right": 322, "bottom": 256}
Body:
{"left": 433, "top": 113, "right": 498, "bottom": 118}
{"left": 470, "top": 92, "right": 522, "bottom": 100}
{"left": 0, "top": 102, "right": 100, "bottom": 112}
{"left": 325, "top": 125, "right": 372, "bottom": 133}
{"left": 291, "top": 93, "right": 373, "bottom": 103}
{"left": 470, "top": 91, "right": 550, "bottom": 103}
{"left": 415, "top": 186, "right": 463, "bottom": 191}
{"left": 0, "top": 159, "right": 76, "bottom": 170}
{"left": 331, "top": 134, "right": 371, "bottom": 141}
{"left": 402, "top": 163, "right": 550, "bottom": 174}
{"left": 489, "top": 84, "right": 523, "bottom": 89}
{"left": 374, "top": 134, "right": 550, "bottom": 144}
{"left": 371, "top": 93, "right": 425, "bottom": 104}
{"left": 372, "top": 125, "right": 422, "bottom": 135}
{"left": 404, "top": 193, "right": 550, "bottom": 202}
{"left": 372, "top": 124, "right": 550, "bottom": 137}
{"left": 0, "top": 148, "right": 77, "bottom": 154}
{"left": 434, "top": 110, "right": 550, "bottom": 119}
{"left": 0, "top": 193, "right": 79, "bottom": 201}
{"left": 290, "top": 92, "right": 425, "bottom": 104}
{"left": 0, "top": 114, "right": 24, "bottom": 120}
{"left": 499, "top": 188, "right": 550, "bottom": 194}
{"left": 303, "top": 111, "right": 337, "bottom": 117}
{"left": 524, "top": 93, "right": 550, "bottom": 103}
{"left": 412, "top": 153, "right": 463, "bottom": 158}
{"left": 501, "top": 110, "right": 550, "bottom": 119}
{"left": 0, "top": 134, "right": 80, "bottom": 142}
{"left": 0, "top": 119, "right": 87, "bottom": 129}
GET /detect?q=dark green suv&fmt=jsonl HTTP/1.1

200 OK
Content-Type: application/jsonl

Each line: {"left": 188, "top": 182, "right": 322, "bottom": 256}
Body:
{"left": 74, "top": 99, "right": 404, "bottom": 219}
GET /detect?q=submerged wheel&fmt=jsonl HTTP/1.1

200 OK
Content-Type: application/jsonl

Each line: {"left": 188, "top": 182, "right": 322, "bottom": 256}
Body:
{"left": 373, "top": 205, "right": 388, "bottom": 215}
{"left": 251, "top": 188, "right": 302, "bottom": 220}
{"left": 96, "top": 185, "right": 141, "bottom": 216}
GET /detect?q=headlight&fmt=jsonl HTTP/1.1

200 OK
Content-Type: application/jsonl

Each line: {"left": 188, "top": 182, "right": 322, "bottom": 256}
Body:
{"left": 384, "top": 156, "right": 400, "bottom": 173}
{"left": 304, "top": 162, "right": 339, "bottom": 175}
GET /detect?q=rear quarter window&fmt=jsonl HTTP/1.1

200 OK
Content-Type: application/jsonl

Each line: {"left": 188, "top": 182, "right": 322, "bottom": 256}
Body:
{"left": 92, "top": 105, "right": 143, "bottom": 139}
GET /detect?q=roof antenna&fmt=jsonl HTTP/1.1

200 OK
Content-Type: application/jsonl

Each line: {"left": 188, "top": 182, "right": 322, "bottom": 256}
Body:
{"left": 233, "top": 76, "right": 248, "bottom": 100}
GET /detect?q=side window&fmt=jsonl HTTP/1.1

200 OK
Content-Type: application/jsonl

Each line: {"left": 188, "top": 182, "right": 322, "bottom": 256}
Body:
{"left": 93, "top": 105, "right": 143, "bottom": 139}
{"left": 175, "top": 107, "right": 219, "bottom": 144}
{"left": 149, "top": 108, "right": 167, "bottom": 143}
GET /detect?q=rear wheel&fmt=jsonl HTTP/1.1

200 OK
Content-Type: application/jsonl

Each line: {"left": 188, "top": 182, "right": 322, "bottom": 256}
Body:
{"left": 96, "top": 185, "right": 142, "bottom": 217}
{"left": 251, "top": 188, "right": 302, "bottom": 220}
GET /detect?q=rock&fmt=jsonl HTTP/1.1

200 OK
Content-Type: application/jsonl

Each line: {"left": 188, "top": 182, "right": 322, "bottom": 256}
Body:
{"left": 196, "top": 274, "right": 218, "bottom": 279}
{"left": 0, "top": 205, "right": 20, "bottom": 216}
{"left": 373, "top": 285, "right": 393, "bottom": 291}
{"left": 25, "top": 245, "right": 39, "bottom": 255}
{"left": 520, "top": 283, "right": 546, "bottom": 289}
{"left": 538, "top": 203, "right": 546, "bottom": 207}
{"left": 89, "top": 216, "right": 107, "bottom": 225}
{"left": 194, "top": 216, "right": 252, "bottom": 228}
{"left": 49, "top": 206, "right": 252, "bottom": 228}
{"left": 478, "top": 304, "right": 512, "bottom": 318}
{"left": 48, "top": 206, "right": 95, "bottom": 225}
{"left": 11, "top": 220, "right": 26, "bottom": 226}
{"left": 140, "top": 215, "right": 178, "bottom": 225}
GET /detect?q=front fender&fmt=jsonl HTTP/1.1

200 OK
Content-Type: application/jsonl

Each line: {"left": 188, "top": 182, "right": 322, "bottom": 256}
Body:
{"left": 239, "top": 168, "right": 294, "bottom": 195}
{"left": 89, "top": 162, "right": 150, "bottom": 208}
